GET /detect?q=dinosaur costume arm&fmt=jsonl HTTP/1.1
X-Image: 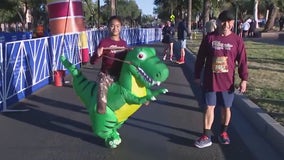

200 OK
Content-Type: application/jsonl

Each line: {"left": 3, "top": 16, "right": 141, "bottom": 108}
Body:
{"left": 122, "top": 87, "right": 168, "bottom": 104}
{"left": 121, "top": 87, "right": 150, "bottom": 104}
{"left": 146, "top": 88, "right": 168, "bottom": 100}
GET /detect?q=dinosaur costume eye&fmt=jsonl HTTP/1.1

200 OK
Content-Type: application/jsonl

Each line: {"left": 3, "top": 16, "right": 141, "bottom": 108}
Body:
{"left": 137, "top": 52, "right": 146, "bottom": 60}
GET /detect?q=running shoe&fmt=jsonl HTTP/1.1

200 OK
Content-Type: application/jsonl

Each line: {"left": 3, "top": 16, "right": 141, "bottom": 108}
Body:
{"left": 194, "top": 135, "right": 212, "bottom": 148}
{"left": 218, "top": 132, "right": 230, "bottom": 144}
{"left": 176, "top": 59, "right": 185, "bottom": 64}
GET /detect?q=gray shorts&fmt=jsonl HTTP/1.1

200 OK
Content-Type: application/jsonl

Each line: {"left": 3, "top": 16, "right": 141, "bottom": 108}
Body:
{"left": 179, "top": 40, "right": 186, "bottom": 49}
{"left": 204, "top": 91, "right": 235, "bottom": 108}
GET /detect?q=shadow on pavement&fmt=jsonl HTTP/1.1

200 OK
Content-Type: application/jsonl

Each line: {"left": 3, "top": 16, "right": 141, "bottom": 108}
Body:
{"left": 125, "top": 117, "right": 198, "bottom": 147}
{"left": 2, "top": 95, "right": 106, "bottom": 147}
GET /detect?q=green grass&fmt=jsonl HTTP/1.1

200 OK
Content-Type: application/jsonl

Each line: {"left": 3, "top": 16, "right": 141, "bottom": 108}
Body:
{"left": 187, "top": 33, "right": 284, "bottom": 126}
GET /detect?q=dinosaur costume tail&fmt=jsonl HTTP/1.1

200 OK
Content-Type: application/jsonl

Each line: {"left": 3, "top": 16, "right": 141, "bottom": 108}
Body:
{"left": 59, "top": 56, "right": 119, "bottom": 143}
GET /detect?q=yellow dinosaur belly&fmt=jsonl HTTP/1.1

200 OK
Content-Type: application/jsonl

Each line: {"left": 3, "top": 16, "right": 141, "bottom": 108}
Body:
{"left": 115, "top": 76, "right": 146, "bottom": 122}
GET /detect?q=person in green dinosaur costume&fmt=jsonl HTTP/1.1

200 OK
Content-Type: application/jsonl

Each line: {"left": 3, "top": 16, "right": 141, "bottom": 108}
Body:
{"left": 60, "top": 47, "right": 169, "bottom": 148}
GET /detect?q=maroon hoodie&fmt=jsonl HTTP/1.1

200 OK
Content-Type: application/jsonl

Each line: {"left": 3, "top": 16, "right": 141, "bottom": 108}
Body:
{"left": 194, "top": 32, "right": 248, "bottom": 92}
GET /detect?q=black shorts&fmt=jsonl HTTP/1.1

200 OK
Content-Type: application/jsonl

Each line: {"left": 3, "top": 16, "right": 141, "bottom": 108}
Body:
{"left": 162, "top": 35, "right": 174, "bottom": 43}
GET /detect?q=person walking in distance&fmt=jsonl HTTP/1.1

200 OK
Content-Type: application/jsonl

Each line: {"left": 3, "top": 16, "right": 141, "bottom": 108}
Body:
{"left": 242, "top": 19, "right": 250, "bottom": 38}
{"left": 205, "top": 18, "right": 217, "bottom": 35}
{"left": 248, "top": 19, "right": 256, "bottom": 37}
{"left": 176, "top": 18, "right": 189, "bottom": 64}
{"left": 90, "top": 16, "right": 128, "bottom": 114}
{"left": 194, "top": 10, "right": 248, "bottom": 148}
{"left": 161, "top": 20, "right": 175, "bottom": 61}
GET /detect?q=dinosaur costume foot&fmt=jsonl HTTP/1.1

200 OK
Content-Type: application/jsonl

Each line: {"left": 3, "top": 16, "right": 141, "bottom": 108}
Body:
{"left": 105, "top": 131, "right": 122, "bottom": 149}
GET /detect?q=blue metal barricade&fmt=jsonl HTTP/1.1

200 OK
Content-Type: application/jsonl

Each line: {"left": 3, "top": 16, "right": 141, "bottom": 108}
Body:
{"left": 0, "top": 28, "right": 162, "bottom": 111}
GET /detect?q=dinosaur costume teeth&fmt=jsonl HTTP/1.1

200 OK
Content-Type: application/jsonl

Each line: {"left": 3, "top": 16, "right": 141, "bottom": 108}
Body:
{"left": 137, "top": 66, "right": 154, "bottom": 86}
{"left": 60, "top": 47, "right": 169, "bottom": 148}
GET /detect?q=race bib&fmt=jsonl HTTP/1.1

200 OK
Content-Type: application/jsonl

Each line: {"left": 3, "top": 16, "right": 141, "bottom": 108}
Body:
{"left": 212, "top": 56, "right": 228, "bottom": 73}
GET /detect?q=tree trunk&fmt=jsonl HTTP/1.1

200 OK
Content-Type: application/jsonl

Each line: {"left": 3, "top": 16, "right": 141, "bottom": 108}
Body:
{"left": 202, "top": 0, "right": 210, "bottom": 35}
{"left": 98, "top": 0, "right": 100, "bottom": 27}
{"left": 16, "top": 10, "right": 25, "bottom": 26}
{"left": 187, "top": 0, "right": 192, "bottom": 39}
{"left": 111, "top": 0, "right": 116, "bottom": 16}
{"left": 254, "top": 0, "right": 259, "bottom": 28}
{"left": 263, "top": 3, "right": 278, "bottom": 32}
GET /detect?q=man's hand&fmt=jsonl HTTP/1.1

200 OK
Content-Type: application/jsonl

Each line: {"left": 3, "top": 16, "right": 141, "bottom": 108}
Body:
{"left": 239, "top": 80, "right": 247, "bottom": 93}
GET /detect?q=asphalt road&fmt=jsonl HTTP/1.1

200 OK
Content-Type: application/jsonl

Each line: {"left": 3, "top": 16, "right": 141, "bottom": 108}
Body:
{"left": 0, "top": 42, "right": 282, "bottom": 160}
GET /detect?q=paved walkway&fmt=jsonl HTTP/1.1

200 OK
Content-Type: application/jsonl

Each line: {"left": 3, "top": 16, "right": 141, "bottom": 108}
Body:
{"left": 0, "top": 42, "right": 282, "bottom": 160}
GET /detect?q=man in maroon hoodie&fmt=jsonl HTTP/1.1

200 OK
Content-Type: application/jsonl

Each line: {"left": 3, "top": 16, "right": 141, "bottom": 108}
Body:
{"left": 194, "top": 10, "right": 248, "bottom": 148}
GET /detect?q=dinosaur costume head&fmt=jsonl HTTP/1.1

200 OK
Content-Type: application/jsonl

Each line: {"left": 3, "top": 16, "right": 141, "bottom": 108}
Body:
{"left": 60, "top": 47, "right": 169, "bottom": 148}
{"left": 119, "top": 47, "right": 169, "bottom": 88}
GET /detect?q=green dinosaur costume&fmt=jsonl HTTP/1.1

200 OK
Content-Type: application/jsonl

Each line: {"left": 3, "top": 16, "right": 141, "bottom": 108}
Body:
{"left": 60, "top": 47, "right": 169, "bottom": 148}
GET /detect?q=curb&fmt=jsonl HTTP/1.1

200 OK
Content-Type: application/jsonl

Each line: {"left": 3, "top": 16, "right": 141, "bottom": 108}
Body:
{"left": 176, "top": 42, "right": 284, "bottom": 157}
{"left": 233, "top": 94, "right": 284, "bottom": 156}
